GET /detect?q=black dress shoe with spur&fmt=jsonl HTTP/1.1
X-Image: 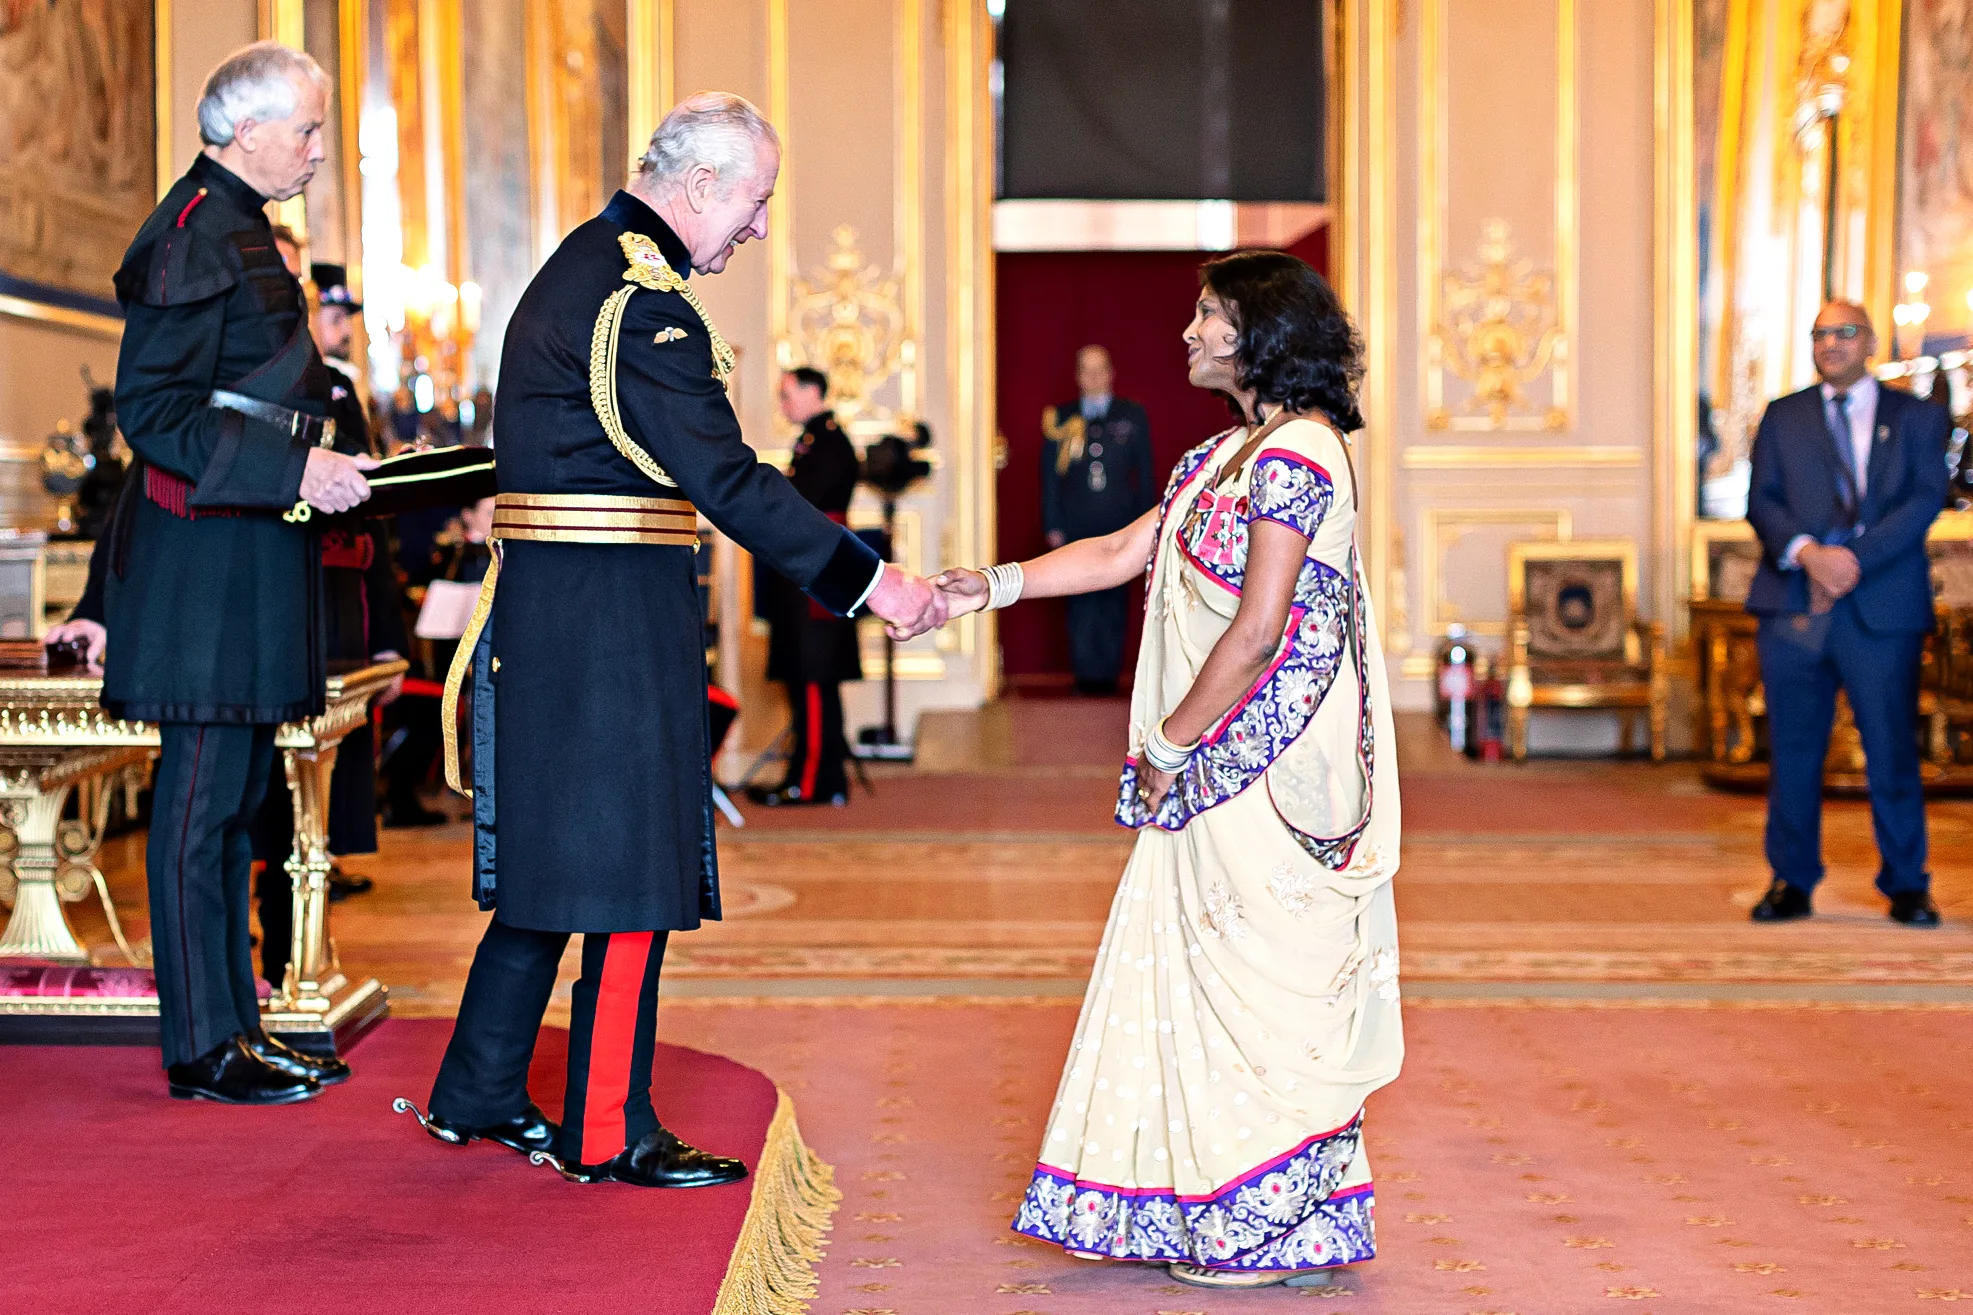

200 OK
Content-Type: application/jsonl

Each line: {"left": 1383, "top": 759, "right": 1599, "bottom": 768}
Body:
{"left": 251, "top": 1034, "right": 351, "bottom": 1086}
{"left": 398, "top": 1099, "right": 560, "bottom": 1156}
{"left": 167, "top": 1036, "right": 321, "bottom": 1105}
{"left": 1889, "top": 892, "right": 1942, "bottom": 927}
{"left": 556, "top": 1126, "right": 749, "bottom": 1188}
{"left": 1750, "top": 879, "right": 1813, "bottom": 923}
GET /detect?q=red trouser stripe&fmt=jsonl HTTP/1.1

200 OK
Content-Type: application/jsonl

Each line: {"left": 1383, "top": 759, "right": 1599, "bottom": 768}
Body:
{"left": 580, "top": 931, "right": 654, "bottom": 1164}
{"left": 801, "top": 684, "right": 822, "bottom": 799}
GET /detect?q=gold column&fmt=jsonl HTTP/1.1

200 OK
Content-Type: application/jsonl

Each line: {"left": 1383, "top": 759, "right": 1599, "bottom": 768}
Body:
{"left": 1337, "top": 0, "right": 1399, "bottom": 649}
{"left": 893, "top": 0, "right": 924, "bottom": 419}
{"left": 428, "top": 0, "right": 467, "bottom": 290}
{"left": 945, "top": 0, "right": 996, "bottom": 685}
{"left": 338, "top": 0, "right": 370, "bottom": 368}
{"left": 1655, "top": 0, "right": 1698, "bottom": 630}
{"left": 262, "top": 0, "right": 310, "bottom": 238}
{"left": 385, "top": 0, "right": 430, "bottom": 271}
{"left": 768, "top": 0, "right": 793, "bottom": 352}
{"left": 626, "top": 0, "right": 676, "bottom": 155}
{"left": 154, "top": 0, "right": 174, "bottom": 200}
{"left": 524, "top": 0, "right": 560, "bottom": 257}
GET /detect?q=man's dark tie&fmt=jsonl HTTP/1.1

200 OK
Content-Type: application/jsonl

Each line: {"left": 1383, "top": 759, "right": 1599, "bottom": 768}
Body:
{"left": 1825, "top": 390, "right": 1858, "bottom": 513}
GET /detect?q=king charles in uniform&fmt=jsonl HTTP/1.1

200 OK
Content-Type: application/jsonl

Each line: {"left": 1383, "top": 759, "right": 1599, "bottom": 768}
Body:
{"left": 407, "top": 93, "right": 945, "bottom": 1187}
{"left": 102, "top": 43, "right": 376, "bottom": 1104}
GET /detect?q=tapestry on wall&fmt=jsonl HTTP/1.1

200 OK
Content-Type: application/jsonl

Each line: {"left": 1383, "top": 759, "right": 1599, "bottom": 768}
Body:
{"left": 0, "top": 0, "right": 155, "bottom": 318}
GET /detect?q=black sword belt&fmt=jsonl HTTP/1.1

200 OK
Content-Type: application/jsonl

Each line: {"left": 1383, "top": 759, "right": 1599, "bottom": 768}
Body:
{"left": 208, "top": 389, "right": 336, "bottom": 448}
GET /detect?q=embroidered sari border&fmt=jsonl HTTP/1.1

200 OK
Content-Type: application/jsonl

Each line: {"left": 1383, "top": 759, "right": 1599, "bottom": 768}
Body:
{"left": 1030, "top": 1111, "right": 1364, "bottom": 1203}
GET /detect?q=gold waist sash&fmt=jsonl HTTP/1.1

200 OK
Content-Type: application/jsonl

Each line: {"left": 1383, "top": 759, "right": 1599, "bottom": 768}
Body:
{"left": 442, "top": 492, "right": 700, "bottom": 794}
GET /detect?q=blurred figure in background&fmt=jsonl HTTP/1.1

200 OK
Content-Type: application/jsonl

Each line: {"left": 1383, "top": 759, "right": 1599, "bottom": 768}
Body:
{"left": 1040, "top": 345, "right": 1156, "bottom": 694}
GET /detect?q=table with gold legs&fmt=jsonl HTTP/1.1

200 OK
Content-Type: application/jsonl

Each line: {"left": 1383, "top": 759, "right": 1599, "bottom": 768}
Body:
{"left": 0, "top": 662, "right": 406, "bottom": 1055}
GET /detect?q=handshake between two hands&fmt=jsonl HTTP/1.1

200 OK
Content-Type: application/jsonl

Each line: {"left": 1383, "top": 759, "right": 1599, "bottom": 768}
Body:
{"left": 864, "top": 565, "right": 997, "bottom": 640}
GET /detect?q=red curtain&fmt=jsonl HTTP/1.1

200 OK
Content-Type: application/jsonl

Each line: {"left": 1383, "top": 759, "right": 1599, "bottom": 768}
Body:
{"left": 992, "top": 227, "right": 1330, "bottom": 681}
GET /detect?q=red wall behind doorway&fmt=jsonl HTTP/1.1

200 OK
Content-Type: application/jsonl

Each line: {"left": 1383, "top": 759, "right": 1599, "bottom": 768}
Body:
{"left": 992, "top": 228, "right": 1329, "bottom": 681}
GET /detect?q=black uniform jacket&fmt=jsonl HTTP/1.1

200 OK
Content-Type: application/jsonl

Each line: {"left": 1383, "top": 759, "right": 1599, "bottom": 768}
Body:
{"left": 101, "top": 155, "right": 331, "bottom": 725}
{"left": 481, "top": 190, "right": 881, "bottom": 933}
{"left": 1039, "top": 396, "right": 1157, "bottom": 542}
{"left": 765, "top": 411, "right": 864, "bottom": 685}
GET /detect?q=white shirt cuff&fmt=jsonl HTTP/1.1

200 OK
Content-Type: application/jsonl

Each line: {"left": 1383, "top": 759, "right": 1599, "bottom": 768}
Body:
{"left": 850, "top": 560, "right": 886, "bottom": 614}
{"left": 1781, "top": 534, "right": 1815, "bottom": 570}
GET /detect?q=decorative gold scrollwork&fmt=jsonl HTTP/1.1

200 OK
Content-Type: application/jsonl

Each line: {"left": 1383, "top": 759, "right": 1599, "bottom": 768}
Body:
{"left": 779, "top": 225, "right": 912, "bottom": 431}
{"left": 1434, "top": 220, "right": 1562, "bottom": 430}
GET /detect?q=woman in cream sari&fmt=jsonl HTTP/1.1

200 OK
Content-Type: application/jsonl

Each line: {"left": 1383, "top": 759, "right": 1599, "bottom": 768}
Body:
{"left": 938, "top": 251, "right": 1402, "bottom": 1288}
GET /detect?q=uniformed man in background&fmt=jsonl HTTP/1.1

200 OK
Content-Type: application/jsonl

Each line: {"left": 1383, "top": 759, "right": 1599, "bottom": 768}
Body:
{"left": 753, "top": 366, "right": 863, "bottom": 807}
{"left": 410, "top": 93, "right": 945, "bottom": 1187}
{"left": 105, "top": 42, "right": 375, "bottom": 1103}
{"left": 1039, "top": 345, "right": 1156, "bottom": 694}
{"left": 250, "top": 236, "right": 405, "bottom": 989}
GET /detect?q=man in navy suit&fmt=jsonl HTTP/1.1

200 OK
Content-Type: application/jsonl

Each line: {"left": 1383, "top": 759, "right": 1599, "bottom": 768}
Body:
{"left": 1745, "top": 301, "right": 1948, "bottom": 927}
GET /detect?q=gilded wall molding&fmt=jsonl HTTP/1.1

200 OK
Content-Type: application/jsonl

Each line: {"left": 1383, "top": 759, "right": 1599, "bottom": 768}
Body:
{"left": 626, "top": 0, "right": 675, "bottom": 151}
{"left": 1419, "top": 0, "right": 1578, "bottom": 433}
{"left": 944, "top": 0, "right": 995, "bottom": 679}
{"left": 155, "top": 0, "right": 174, "bottom": 201}
{"left": 1655, "top": 0, "right": 1697, "bottom": 632}
{"left": 1420, "top": 507, "right": 1575, "bottom": 638}
{"left": 1402, "top": 445, "right": 1644, "bottom": 469}
{"left": 1337, "top": 0, "right": 1401, "bottom": 656}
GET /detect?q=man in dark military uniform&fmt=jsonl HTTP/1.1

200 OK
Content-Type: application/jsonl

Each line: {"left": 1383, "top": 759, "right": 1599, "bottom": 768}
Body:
{"left": 103, "top": 42, "right": 377, "bottom": 1103}
{"left": 409, "top": 93, "right": 943, "bottom": 1187}
{"left": 752, "top": 366, "right": 863, "bottom": 807}
{"left": 1039, "top": 345, "right": 1156, "bottom": 694}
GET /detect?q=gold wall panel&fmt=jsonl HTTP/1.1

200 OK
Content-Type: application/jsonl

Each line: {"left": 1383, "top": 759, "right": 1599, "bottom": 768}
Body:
{"left": 1420, "top": 508, "right": 1575, "bottom": 638}
{"left": 1420, "top": 0, "right": 1578, "bottom": 433}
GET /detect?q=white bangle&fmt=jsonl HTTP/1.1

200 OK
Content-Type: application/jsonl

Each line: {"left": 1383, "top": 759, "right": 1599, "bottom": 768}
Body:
{"left": 977, "top": 562, "right": 1025, "bottom": 611}
{"left": 1142, "top": 718, "right": 1198, "bottom": 774}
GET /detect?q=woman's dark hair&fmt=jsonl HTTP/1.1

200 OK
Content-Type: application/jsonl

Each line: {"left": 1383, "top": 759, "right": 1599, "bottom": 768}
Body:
{"left": 1199, "top": 251, "right": 1365, "bottom": 432}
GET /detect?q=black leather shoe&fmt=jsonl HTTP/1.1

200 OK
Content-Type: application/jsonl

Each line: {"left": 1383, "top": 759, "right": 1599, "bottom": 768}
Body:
{"left": 425, "top": 1102, "right": 561, "bottom": 1156}
{"left": 1889, "top": 892, "right": 1942, "bottom": 927}
{"left": 575, "top": 1126, "right": 749, "bottom": 1188}
{"left": 1750, "top": 879, "right": 1813, "bottom": 923}
{"left": 252, "top": 1034, "right": 351, "bottom": 1086}
{"left": 327, "top": 866, "right": 373, "bottom": 903}
{"left": 167, "top": 1036, "right": 321, "bottom": 1105}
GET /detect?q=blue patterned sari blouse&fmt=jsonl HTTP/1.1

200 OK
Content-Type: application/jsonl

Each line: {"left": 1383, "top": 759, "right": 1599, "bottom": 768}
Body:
{"left": 1117, "top": 423, "right": 1374, "bottom": 871}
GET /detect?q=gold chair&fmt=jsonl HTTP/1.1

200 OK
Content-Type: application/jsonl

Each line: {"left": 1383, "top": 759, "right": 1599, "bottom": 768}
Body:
{"left": 1504, "top": 538, "right": 1668, "bottom": 762}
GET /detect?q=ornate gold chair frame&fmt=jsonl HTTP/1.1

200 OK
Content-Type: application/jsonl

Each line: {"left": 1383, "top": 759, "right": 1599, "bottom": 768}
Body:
{"left": 1504, "top": 538, "right": 1669, "bottom": 762}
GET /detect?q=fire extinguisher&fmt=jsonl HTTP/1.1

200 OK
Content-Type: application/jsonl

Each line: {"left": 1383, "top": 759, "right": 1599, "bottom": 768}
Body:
{"left": 1468, "top": 653, "right": 1506, "bottom": 763}
{"left": 1435, "top": 624, "right": 1475, "bottom": 751}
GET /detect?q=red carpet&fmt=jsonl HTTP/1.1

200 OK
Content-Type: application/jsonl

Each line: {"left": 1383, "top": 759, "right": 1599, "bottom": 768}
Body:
{"left": 0, "top": 1020, "right": 801, "bottom": 1315}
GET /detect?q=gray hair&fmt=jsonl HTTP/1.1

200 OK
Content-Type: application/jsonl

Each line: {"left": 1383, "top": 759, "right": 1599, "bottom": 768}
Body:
{"left": 197, "top": 42, "right": 328, "bottom": 147}
{"left": 635, "top": 92, "right": 779, "bottom": 195}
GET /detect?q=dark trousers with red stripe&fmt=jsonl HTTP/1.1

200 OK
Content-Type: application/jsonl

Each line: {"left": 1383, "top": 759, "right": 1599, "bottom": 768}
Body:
{"left": 783, "top": 679, "right": 849, "bottom": 801}
{"left": 147, "top": 724, "right": 279, "bottom": 1067}
{"left": 429, "top": 917, "right": 670, "bottom": 1166}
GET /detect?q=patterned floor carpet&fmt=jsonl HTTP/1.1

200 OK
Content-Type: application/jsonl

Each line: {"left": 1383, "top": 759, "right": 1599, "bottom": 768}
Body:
{"left": 661, "top": 998, "right": 1973, "bottom": 1315}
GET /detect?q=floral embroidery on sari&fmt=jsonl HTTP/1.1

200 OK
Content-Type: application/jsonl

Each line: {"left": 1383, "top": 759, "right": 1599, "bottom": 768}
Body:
{"left": 1013, "top": 1113, "right": 1375, "bottom": 1271}
{"left": 1118, "top": 448, "right": 1362, "bottom": 849}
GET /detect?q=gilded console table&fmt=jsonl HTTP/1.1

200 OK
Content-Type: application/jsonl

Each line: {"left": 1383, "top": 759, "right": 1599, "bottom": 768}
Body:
{"left": 1689, "top": 599, "right": 1973, "bottom": 794}
{"left": 0, "top": 661, "right": 405, "bottom": 1054}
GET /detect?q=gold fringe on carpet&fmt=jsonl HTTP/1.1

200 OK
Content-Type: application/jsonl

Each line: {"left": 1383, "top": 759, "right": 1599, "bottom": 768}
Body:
{"left": 711, "top": 1089, "right": 843, "bottom": 1315}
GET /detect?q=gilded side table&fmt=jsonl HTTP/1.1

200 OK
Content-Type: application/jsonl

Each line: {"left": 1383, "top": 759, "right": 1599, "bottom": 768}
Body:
{"left": 0, "top": 661, "right": 405, "bottom": 1055}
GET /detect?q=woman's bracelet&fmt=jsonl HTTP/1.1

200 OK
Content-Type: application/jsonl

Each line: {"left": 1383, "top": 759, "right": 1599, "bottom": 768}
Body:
{"left": 976, "top": 562, "right": 1025, "bottom": 611}
{"left": 1141, "top": 718, "right": 1199, "bottom": 774}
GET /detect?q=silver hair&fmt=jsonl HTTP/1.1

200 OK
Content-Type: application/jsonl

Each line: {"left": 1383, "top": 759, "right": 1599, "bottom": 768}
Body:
{"left": 634, "top": 92, "right": 779, "bottom": 194}
{"left": 196, "top": 42, "right": 329, "bottom": 148}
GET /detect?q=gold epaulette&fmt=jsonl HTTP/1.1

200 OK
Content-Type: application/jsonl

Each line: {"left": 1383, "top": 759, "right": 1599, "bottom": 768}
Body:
{"left": 587, "top": 231, "right": 739, "bottom": 490}
{"left": 1043, "top": 404, "right": 1087, "bottom": 477}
